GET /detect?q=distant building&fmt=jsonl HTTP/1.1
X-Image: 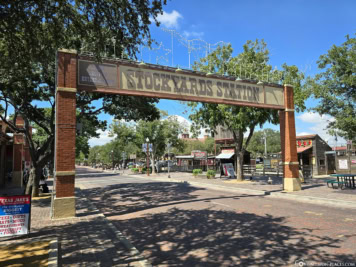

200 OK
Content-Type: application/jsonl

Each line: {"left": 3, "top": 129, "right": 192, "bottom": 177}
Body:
{"left": 214, "top": 126, "right": 334, "bottom": 175}
{"left": 296, "top": 134, "right": 332, "bottom": 175}
{"left": 328, "top": 143, "right": 356, "bottom": 173}
{"left": 0, "top": 116, "right": 32, "bottom": 188}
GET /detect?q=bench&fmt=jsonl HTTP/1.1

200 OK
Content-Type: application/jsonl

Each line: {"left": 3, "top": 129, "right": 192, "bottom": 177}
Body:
{"left": 326, "top": 179, "right": 345, "bottom": 189}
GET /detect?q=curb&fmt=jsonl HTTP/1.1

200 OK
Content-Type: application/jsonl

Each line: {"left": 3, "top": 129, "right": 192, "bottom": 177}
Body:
{"left": 48, "top": 238, "right": 58, "bottom": 267}
{"left": 76, "top": 187, "right": 152, "bottom": 267}
{"left": 82, "top": 168, "right": 356, "bottom": 210}
{"left": 269, "top": 192, "right": 356, "bottom": 209}
{"left": 133, "top": 174, "right": 356, "bottom": 209}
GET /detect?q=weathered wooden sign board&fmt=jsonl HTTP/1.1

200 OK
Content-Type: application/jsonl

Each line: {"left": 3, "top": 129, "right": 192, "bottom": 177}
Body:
{"left": 77, "top": 59, "right": 284, "bottom": 109}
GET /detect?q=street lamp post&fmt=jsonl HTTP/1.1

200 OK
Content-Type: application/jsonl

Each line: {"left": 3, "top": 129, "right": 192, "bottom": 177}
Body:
{"left": 167, "top": 143, "right": 171, "bottom": 178}
{"left": 122, "top": 152, "right": 126, "bottom": 174}
{"left": 111, "top": 150, "right": 114, "bottom": 170}
{"left": 262, "top": 132, "right": 267, "bottom": 177}
{"left": 146, "top": 137, "right": 150, "bottom": 176}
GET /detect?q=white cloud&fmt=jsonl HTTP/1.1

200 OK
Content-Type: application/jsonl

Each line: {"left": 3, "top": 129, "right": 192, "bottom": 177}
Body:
{"left": 182, "top": 30, "right": 204, "bottom": 39}
{"left": 156, "top": 10, "right": 183, "bottom": 29}
{"left": 89, "top": 130, "right": 115, "bottom": 147}
{"left": 297, "top": 112, "right": 345, "bottom": 146}
{"left": 296, "top": 131, "right": 313, "bottom": 136}
{"left": 166, "top": 115, "right": 210, "bottom": 139}
{"left": 298, "top": 112, "right": 333, "bottom": 125}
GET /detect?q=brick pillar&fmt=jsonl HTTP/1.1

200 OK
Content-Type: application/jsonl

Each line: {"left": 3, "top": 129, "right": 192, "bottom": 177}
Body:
{"left": 0, "top": 142, "right": 6, "bottom": 187}
{"left": 279, "top": 84, "right": 301, "bottom": 191}
{"left": 12, "top": 134, "right": 24, "bottom": 187}
{"left": 52, "top": 49, "right": 77, "bottom": 219}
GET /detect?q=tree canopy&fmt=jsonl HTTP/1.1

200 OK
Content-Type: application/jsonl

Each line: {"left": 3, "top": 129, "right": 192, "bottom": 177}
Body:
{"left": 246, "top": 129, "right": 281, "bottom": 157}
{"left": 307, "top": 34, "right": 356, "bottom": 141}
{"left": 189, "top": 40, "right": 308, "bottom": 180}
{"left": 0, "top": 0, "right": 167, "bottom": 196}
{"left": 87, "top": 115, "right": 185, "bottom": 172}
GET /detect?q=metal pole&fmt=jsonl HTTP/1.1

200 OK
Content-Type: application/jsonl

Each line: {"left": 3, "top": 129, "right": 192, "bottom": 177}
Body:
{"left": 112, "top": 151, "right": 114, "bottom": 170}
{"left": 264, "top": 132, "right": 267, "bottom": 157}
{"left": 168, "top": 144, "right": 171, "bottom": 178}
{"left": 146, "top": 140, "right": 150, "bottom": 176}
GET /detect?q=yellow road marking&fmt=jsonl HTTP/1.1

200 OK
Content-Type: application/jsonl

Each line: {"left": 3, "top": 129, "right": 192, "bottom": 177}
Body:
{"left": 304, "top": 211, "right": 323, "bottom": 216}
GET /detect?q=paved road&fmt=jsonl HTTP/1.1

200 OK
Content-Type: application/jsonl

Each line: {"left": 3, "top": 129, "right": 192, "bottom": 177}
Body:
{"left": 76, "top": 167, "right": 356, "bottom": 267}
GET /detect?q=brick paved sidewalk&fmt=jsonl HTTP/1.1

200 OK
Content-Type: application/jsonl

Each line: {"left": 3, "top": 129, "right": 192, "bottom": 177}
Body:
{"left": 1, "top": 184, "right": 150, "bottom": 267}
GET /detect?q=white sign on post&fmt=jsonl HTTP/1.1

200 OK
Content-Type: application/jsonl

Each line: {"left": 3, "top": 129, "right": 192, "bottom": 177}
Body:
{"left": 339, "top": 159, "right": 348, "bottom": 170}
{"left": 223, "top": 163, "right": 235, "bottom": 178}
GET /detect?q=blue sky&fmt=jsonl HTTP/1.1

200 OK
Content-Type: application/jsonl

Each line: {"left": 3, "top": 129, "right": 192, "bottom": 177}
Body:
{"left": 90, "top": 0, "right": 356, "bottom": 147}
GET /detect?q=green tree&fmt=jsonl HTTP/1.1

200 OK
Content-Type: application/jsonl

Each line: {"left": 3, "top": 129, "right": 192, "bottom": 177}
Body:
{"left": 134, "top": 116, "right": 184, "bottom": 174}
{"left": 0, "top": 0, "right": 166, "bottom": 196}
{"left": 108, "top": 120, "right": 138, "bottom": 166}
{"left": 189, "top": 41, "right": 307, "bottom": 180}
{"left": 180, "top": 137, "right": 216, "bottom": 155}
{"left": 307, "top": 34, "right": 356, "bottom": 141}
{"left": 247, "top": 129, "right": 281, "bottom": 157}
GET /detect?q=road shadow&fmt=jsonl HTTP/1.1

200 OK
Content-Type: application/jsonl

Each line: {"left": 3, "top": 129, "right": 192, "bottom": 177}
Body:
{"left": 81, "top": 182, "right": 356, "bottom": 266}
{"left": 83, "top": 182, "right": 206, "bottom": 216}
{"left": 112, "top": 207, "right": 356, "bottom": 266}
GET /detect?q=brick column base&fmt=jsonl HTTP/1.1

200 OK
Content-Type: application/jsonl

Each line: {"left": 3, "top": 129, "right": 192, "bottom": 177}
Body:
{"left": 284, "top": 178, "right": 301, "bottom": 191}
{"left": 52, "top": 196, "right": 76, "bottom": 219}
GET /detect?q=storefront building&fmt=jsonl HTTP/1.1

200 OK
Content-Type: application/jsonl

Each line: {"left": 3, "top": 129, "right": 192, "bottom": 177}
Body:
{"left": 176, "top": 151, "right": 213, "bottom": 172}
{"left": 296, "top": 134, "right": 332, "bottom": 176}
{"left": 0, "top": 117, "right": 32, "bottom": 189}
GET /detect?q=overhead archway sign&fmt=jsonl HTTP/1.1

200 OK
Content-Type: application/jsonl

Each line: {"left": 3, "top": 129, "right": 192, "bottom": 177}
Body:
{"left": 53, "top": 49, "right": 299, "bottom": 219}
{"left": 77, "top": 58, "right": 284, "bottom": 109}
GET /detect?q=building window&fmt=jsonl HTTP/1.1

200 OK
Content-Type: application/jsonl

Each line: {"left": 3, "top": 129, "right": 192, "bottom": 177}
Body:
{"left": 319, "top": 159, "right": 325, "bottom": 166}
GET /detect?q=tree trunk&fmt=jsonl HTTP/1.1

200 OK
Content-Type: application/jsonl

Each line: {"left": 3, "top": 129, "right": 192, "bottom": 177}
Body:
{"left": 236, "top": 151, "right": 244, "bottom": 181}
{"left": 25, "top": 168, "right": 35, "bottom": 195}
{"left": 24, "top": 166, "right": 42, "bottom": 197}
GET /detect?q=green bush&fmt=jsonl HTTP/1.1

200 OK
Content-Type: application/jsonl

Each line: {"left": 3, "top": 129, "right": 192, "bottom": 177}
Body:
{"left": 193, "top": 169, "right": 202, "bottom": 177}
{"left": 256, "top": 164, "right": 263, "bottom": 169}
{"left": 142, "top": 167, "right": 152, "bottom": 173}
{"left": 131, "top": 168, "right": 139, "bottom": 173}
{"left": 206, "top": 170, "right": 216, "bottom": 179}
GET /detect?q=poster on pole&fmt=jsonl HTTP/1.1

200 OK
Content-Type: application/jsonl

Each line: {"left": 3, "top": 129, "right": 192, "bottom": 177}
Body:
{"left": 223, "top": 163, "right": 236, "bottom": 177}
{"left": 0, "top": 195, "right": 31, "bottom": 237}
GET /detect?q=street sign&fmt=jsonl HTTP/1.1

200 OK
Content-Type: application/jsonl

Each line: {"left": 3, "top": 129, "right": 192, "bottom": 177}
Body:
{"left": 142, "top": 143, "right": 153, "bottom": 152}
{"left": 0, "top": 195, "right": 31, "bottom": 237}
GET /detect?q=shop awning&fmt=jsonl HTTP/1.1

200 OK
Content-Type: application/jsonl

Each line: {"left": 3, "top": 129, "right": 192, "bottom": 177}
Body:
{"left": 176, "top": 155, "right": 194, "bottom": 159}
{"left": 216, "top": 153, "right": 234, "bottom": 159}
{"left": 297, "top": 146, "right": 312, "bottom": 153}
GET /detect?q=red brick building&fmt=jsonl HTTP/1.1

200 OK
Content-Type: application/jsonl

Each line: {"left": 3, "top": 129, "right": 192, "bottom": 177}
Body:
{"left": 0, "top": 117, "right": 32, "bottom": 188}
